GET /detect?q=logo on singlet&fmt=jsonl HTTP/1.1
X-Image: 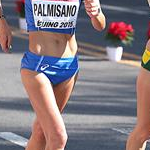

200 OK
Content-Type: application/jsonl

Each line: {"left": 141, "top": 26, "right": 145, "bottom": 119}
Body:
{"left": 40, "top": 64, "right": 50, "bottom": 71}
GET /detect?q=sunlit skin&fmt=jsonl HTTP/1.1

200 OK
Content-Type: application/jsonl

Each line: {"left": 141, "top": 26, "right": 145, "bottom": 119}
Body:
{"left": 0, "top": 0, "right": 106, "bottom": 150}
{"left": 0, "top": 18, "right": 12, "bottom": 53}
{"left": 126, "top": 39, "right": 150, "bottom": 150}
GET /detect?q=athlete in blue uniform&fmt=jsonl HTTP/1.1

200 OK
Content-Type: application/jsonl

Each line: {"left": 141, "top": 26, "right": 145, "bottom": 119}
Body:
{"left": 0, "top": 0, "right": 106, "bottom": 150}
{"left": 126, "top": 1, "right": 150, "bottom": 150}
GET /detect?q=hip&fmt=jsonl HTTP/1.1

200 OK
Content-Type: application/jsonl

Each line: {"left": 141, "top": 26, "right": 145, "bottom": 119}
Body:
{"left": 21, "top": 50, "right": 79, "bottom": 85}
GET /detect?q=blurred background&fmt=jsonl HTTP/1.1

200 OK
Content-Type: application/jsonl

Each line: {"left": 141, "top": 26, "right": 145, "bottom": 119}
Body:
{"left": 78, "top": 0, "right": 149, "bottom": 56}
{"left": 2, "top": 0, "right": 150, "bottom": 57}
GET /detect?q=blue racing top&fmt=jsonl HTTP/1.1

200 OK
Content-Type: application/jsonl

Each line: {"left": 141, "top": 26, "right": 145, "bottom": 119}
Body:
{"left": 25, "top": 0, "right": 82, "bottom": 34}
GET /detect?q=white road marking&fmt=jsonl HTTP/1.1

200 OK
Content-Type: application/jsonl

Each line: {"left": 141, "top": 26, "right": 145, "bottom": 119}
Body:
{"left": 112, "top": 128, "right": 150, "bottom": 143}
{"left": 112, "top": 128, "right": 132, "bottom": 135}
{"left": 0, "top": 132, "right": 28, "bottom": 147}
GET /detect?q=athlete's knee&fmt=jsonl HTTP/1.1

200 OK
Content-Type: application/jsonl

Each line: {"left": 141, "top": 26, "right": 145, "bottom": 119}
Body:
{"left": 47, "top": 128, "right": 68, "bottom": 149}
{"left": 53, "top": 130, "right": 68, "bottom": 148}
{"left": 32, "top": 120, "right": 45, "bottom": 142}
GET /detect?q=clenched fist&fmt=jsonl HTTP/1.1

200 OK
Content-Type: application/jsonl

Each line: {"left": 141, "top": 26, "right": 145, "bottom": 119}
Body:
{"left": 84, "top": 0, "right": 101, "bottom": 18}
{"left": 0, "top": 19, "right": 12, "bottom": 53}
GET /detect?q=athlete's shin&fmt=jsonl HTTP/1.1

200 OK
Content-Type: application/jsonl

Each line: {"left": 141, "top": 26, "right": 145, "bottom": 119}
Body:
{"left": 45, "top": 128, "right": 68, "bottom": 150}
{"left": 25, "top": 119, "right": 46, "bottom": 150}
{"left": 25, "top": 134, "right": 45, "bottom": 150}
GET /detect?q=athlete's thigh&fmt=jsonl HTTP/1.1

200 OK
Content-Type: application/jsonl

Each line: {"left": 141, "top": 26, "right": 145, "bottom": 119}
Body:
{"left": 137, "top": 67, "right": 150, "bottom": 126}
{"left": 28, "top": 72, "right": 78, "bottom": 139}
{"left": 21, "top": 69, "right": 65, "bottom": 136}
{"left": 53, "top": 73, "right": 78, "bottom": 112}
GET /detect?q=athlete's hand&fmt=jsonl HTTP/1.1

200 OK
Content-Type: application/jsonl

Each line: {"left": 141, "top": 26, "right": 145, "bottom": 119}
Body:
{"left": 0, "top": 19, "right": 12, "bottom": 53}
{"left": 84, "top": 0, "right": 101, "bottom": 18}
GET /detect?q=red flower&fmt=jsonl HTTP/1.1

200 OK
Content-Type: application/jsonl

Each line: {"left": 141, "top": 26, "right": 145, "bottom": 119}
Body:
{"left": 148, "top": 30, "right": 150, "bottom": 39}
{"left": 16, "top": 1, "right": 22, "bottom": 13}
{"left": 106, "top": 21, "right": 134, "bottom": 46}
{"left": 126, "top": 24, "right": 134, "bottom": 32}
{"left": 15, "top": 0, "right": 25, "bottom": 17}
{"left": 119, "top": 31, "right": 127, "bottom": 40}
{"left": 147, "top": 29, "right": 150, "bottom": 39}
{"left": 108, "top": 22, "right": 129, "bottom": 39}
{"left": 108, "top": 22, "right": 117, "bottom": 34}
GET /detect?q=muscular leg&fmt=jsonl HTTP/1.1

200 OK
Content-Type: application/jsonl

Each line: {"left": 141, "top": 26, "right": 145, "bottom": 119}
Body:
{"left": 21, "top": 69, "right": 68, "bottom": 150}
{"left": 126, "top": 67, "right": 150, "bottom": 150}
{"left": 22, "top": 70, "right": 78, "bottom": 150}
{"left": 25, "top": 119, "right": 46, "bottom": 150}
{"left": 54, "top": 72, "right": 78, "bottom": 112}
{"left": 126, "top": 42, "right": 150, "bottom": 150}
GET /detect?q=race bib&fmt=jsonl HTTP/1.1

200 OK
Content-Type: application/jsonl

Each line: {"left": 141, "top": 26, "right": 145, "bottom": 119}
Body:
{"left": 32, "top": 0, "right": 80, "bottom": 29}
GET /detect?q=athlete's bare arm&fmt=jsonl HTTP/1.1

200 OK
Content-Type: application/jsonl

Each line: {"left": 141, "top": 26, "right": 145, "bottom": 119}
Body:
{"left": 0, "top": 0, "right": 12, "bottom": 53}
{"left": 84, "top": 0, "right": 106, "bottom": 31}
{"left": 90, "top": 11, "right": 106, "bottom": 31}
{"left": 148, "top": 0, "right": 150, "bottom": 6}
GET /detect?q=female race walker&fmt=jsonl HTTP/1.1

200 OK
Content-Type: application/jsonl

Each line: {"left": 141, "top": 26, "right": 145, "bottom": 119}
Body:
{"left": 0, "top": 0, "right": 106, "bottom": 150}
{"left": 126, "top": 1, "right": 150, "bottom": 150}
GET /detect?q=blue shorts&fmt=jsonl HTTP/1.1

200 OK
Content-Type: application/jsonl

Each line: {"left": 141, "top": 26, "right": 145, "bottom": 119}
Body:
{"left": 21, "top": 51, "right": 79, "bottom": 85}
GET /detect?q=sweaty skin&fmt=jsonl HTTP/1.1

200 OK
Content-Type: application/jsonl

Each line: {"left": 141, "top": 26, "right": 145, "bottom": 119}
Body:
{"left": 29, "top": 2, "right": 106, "bottom": 58}
{"left": 0, "top": 1, "right": 106, "bottom": 150}
{"left": 0, "top": 3, "right": 12, "bottom": 53}
{"left": 29, "top": 32, "right": 78, "bottom": 57}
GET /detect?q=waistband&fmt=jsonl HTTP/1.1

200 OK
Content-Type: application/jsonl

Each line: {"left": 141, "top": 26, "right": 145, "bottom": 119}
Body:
{"left": 25, "top": 50, "right": 78, "bottom": 61}
{"left": 27, "top": 26, "right": 76, "bottom": 35}
{"left": 23, "top": 50, "right": 79, "bottom": 70}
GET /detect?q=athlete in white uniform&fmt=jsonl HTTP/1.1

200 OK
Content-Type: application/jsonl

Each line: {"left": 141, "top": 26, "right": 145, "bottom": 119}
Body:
{"left": 0, "top": 0, "right": 106, "bottom": 150}
{"left": 126, "top": 1, "right": 150, "bottom": 150}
